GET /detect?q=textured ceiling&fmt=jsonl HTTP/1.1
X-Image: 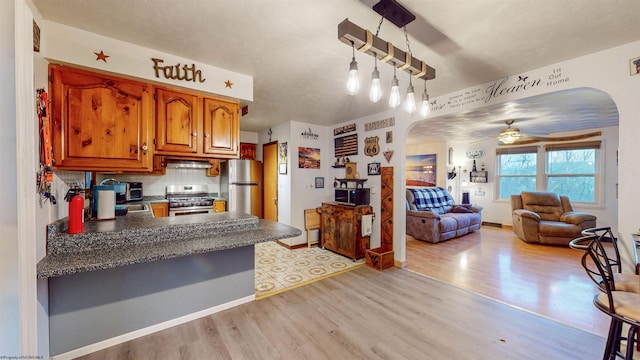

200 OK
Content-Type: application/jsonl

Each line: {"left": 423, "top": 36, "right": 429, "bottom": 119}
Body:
{"left": 31, "top": 0, "right": 638, "bottom": 142}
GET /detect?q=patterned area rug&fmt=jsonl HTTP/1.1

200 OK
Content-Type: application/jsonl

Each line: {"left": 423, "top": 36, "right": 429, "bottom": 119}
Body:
{"left": 255, "top": 241, "right": 365, "bottom": 299}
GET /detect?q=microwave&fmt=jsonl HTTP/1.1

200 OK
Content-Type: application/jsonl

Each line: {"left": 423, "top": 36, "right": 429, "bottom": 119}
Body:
{"left": 126, "top": 182, "right": 143, "bottom": 202}
{"left": 335, "top": 188, "right": 370, "bottom": 206}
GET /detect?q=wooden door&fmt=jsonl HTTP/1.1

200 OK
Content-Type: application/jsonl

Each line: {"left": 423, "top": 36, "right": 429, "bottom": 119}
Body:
{"left": 155, "top": 88, "right": 199, "bottom": 154}
{"left": 202, "top": 97, "right": 239, "bottom": 158}
{"left": 263, "top": 142, "right": 278, "bottom": 221}
{"left": 49, "top": 65, "right": 153, "bottom": 171}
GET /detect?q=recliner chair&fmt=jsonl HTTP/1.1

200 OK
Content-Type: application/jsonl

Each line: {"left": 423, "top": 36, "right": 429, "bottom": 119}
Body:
{"left": 510, "top": 191, "right": 596, "bottom": 245}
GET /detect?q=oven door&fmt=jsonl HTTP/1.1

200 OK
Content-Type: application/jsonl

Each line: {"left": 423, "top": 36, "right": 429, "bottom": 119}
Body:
{"left": 169, "top": 207, "right": 213, "bottom": 217}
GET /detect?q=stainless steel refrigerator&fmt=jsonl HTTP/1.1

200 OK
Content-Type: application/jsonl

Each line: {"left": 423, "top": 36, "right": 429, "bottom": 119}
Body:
{"left": 221, "top": 159, "right": 263, "bottom": 218}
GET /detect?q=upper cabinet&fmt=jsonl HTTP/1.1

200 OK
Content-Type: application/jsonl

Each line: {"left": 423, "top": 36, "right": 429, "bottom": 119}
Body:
{"left": 155, "top": 87, "right": 239, "bottom": 159}
{"left": 49, "top": 65, "right": 153, "bottom": 172}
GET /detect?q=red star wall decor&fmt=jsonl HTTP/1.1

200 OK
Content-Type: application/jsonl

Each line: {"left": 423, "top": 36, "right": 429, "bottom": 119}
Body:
{"left": 224, "top": 80, "right": 233, "bottom": 88}
{"left": 94, "top": 50, "right": 109, "bottom": 62}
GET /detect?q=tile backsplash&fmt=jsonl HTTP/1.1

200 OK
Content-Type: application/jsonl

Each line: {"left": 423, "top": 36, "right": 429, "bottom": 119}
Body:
{"left": 98, "top": 168, "right": 222, "bottom": 197}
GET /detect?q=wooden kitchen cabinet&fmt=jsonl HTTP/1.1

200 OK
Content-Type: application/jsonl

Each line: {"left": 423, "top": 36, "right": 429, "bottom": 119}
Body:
{"left": 155, "top": 87, "right": 239, "bottom": 159}
{"left": 213, "top": 200, "right": 226, "bottom": 212}
{"left": 49, "top": 65, "right": 153, "bottom": 172}
{"left": 320, "top": 202, "right": 373, "bottom": 261}
{"left": 150, "top": 203, "right": 169, "bottom": 218}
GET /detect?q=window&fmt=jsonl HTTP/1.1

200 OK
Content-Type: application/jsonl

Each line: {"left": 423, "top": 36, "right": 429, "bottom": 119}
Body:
{"left": 496, "top": 141, "right": 601, "bottom": 203}
{"left": 496, "top": 146, "right": 537, "bottom": 199}
{"left": 545, "top": 141, "right": 599, "bottom": 203}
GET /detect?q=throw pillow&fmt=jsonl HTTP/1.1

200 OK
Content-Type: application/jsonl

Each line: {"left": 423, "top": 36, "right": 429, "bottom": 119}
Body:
{"left": 452, "top": 204, "right": 473, "bottom": 213}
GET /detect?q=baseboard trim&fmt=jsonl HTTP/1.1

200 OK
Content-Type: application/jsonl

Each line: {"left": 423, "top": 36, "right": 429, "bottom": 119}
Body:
{"left": 394, "top": 259, "right": 407, "bottom": 268}
{"left": 51, "top": 295, "right": 255, "bottom": 360}
{"left": 276, "top": 240, "right": 309, "bottom": 250}
{"left": 482, "top": 221, "right": 504, "bottom": 228}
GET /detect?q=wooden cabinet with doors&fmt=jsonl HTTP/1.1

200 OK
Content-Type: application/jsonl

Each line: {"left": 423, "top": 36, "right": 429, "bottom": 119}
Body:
{"left": 48, "top": 65, "right": 153, "bottom": 172}
{"left": 150, "top": 202, "right": 169, "bottom": 218}
{"left": 155, "top": 87, "right": 239, "bottom": 159}
{"left": 320, "top": 202, "right": 373, "bottom": 261}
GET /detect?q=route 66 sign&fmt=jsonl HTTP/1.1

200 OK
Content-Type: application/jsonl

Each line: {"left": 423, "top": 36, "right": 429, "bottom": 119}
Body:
{"left": 364, "top": 136, "right": 380, "bottom": 157}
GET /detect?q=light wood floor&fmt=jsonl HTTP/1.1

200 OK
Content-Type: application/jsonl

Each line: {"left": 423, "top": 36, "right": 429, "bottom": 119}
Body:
{"left": 406, "top": 226, "right": 610, "bottom": 337}
{"left": 75, "top": 226, "right": 616, "bottom": 359}
{"left": 78, "top": 266, "right": 605, "bottom": 360}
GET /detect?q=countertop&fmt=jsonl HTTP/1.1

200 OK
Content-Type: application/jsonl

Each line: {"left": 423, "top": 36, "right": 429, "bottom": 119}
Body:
{"left": 37, "top": 210, "right": 300, "bottom": 278}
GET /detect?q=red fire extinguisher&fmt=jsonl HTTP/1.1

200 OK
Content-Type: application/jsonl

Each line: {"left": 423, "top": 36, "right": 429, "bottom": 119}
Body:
{"left": 67, "top": 187, "right": 85, "bottom": 234}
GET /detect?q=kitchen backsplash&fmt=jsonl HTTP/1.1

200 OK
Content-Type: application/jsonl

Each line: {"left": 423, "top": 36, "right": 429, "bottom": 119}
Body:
{"left": 53, "top": 168, "right": 222, "bottom": 197}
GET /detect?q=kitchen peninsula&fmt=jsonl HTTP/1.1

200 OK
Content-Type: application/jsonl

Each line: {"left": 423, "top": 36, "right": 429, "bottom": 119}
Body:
{"left": 38, "top": 212, "right": 300, "bottom": 356}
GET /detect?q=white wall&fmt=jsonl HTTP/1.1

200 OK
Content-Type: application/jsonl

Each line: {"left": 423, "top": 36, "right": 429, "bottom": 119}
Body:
{"left": 0, "top": 0, "right": 20, "bottom": 354}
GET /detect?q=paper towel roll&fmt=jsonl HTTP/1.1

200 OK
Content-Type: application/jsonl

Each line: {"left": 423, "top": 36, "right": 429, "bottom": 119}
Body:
{"left": 97, "top": 190, "right": 115, "bottom": 219}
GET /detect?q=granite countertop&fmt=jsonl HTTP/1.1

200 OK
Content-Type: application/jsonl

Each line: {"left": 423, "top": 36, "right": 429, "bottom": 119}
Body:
{"left": 37, "top": 211, "right": 300, "bottom": 278}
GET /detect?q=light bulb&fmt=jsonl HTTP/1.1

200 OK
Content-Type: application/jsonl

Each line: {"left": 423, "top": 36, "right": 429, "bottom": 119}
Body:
{"left": 404, "top": 83, "right": 416, "bottom": 114}
{"left": 419, "top": 88, "right": 430, "bottom": 118}
{"left": 369, "top": 67, "right": 382, "bottom": 102}
{"left": 346, "top": 57, "right": 359, "bottom": 95}
{"left": 388, "top": 75, "right": 400, "bottom": 108}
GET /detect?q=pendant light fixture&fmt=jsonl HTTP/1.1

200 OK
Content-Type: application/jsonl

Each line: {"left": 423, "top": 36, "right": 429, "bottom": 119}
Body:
{"left": 338, "top": 1, "right": 436, "bottom": 106}
{"left": 404, "top": 71, "right": 416, "bottom": 114}
{"left": 388, "top": 64, "right": 401, "bottom": 108}
{"left": 419, "top": 79, "right": 430, "bottom": 118}
{"left": 369, "top": 54, "right": 382, "bottom": 102}
{"left": 346, "top": 41, "right": 359, "bottom": 95}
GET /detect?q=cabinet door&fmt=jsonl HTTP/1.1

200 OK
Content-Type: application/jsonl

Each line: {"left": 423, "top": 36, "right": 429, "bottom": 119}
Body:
{"left": 155, "top": 88, "right": 199, "bottom": 154}
{"left": 335, "top": 211, "right": 356, "bottom": 256}
{"left": 321, "top": 211, "right": 338, "bottom": 251}
{"left": 202, "top": 97, "right": 239, "bottom": 157}
{"left": 150, "top": 203, "right": 168, "bottom": 218}
{"left": 49, "top": 65, "right": 152, "bottom": 171}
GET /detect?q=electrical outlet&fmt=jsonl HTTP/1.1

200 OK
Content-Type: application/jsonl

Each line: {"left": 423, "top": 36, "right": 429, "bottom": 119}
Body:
{"left": 371, "top": 185, "right": 377, "bottom": 194}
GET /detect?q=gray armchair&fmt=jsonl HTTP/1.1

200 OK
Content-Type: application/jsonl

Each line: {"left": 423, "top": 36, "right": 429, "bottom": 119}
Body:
{"left": 511, "top": 191, "right": 596, "bottom": 245}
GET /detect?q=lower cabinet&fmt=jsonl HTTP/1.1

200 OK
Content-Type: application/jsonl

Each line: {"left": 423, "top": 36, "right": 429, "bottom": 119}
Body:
{"left": 320, "top": 202, "right": 373, "bottom": 260}
{"left": 150, "top": 203, "right": 169, "bottom": 218}
{"left": 213, "top": 200, "right": 226, "bottom": 212}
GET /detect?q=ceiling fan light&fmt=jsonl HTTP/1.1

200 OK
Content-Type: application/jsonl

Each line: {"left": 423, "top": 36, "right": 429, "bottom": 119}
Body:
{"left": 498, "top": 128, "right": 522, "bottom": 144}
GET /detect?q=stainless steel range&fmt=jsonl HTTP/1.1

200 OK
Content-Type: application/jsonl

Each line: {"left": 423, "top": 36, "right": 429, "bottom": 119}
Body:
{"left": 166, "top": 184, "right": 213, "bottom": 217}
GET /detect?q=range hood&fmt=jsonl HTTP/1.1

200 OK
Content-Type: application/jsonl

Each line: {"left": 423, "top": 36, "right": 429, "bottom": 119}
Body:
{"left": 166, "top": 159, "right": 212, "bottom": 169}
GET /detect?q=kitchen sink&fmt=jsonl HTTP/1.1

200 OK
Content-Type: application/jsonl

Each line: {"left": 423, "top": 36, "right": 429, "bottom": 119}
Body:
{"left": 125, "top": 203, "right": 149, "bottom": 212}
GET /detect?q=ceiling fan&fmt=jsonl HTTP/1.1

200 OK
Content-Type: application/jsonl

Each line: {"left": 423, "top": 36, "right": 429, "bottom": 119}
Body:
{"left": 497, "top": 119, "right": 602, "bottom": 145}
{"left": 497, "top": 120, "right": 523, "bottom": 144}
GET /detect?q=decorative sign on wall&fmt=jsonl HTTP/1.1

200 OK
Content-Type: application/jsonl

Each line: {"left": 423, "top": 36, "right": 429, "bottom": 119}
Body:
{"left": 630, "top": 56, "right": 640, "bottom": 76}
{"left": 383, "top": 149, "right": 394, "bottom": 163}
{"left": 465, "top": 149, "right": 484, "bottom": 159}
{"left": 364, "top": 136, "right": 380, "bottom": 157}
{"left": 301, "top": 127, "right": 319, "bottom": 140}
{"left": 386, "top": 131, "right": 393, "bottom": 143}
{"left": 298, "top": 147, "right": 320, "bottom": 169}
{"left": 334, "top": 123, "right": 356, "bottom": 136}
{"left": 240, "top": 143, "right": 256, "bottom": 160}
{"left": 406, "top": 154, "right": 437, "bottom": 187}
{"left": 368, "top": 162, "right": 381, "bottom": 175}
{"left": 364, "top": 117, "right": 395, "bottom": 131}
{"left": 151, "top": 58, "right": 206, "bottom": 83}
{"left": 334, "top": 134, "right": 358, "bottom": 157}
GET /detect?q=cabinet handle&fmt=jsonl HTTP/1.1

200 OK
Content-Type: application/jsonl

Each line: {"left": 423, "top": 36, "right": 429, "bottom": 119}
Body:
{"left": 205, "top": 133, "right": 210, "bottom": 138}
{"left": 192, "top": 131, "right": 198, "bottom": 137}
{"left": 141, "top": 142, "right": 148, "bottom": 155}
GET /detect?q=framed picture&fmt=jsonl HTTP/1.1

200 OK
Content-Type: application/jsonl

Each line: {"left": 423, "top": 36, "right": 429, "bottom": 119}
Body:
{"left": 406, "top": 154, "right": 437, "bottom": 187}
{"left": 298, "top": 147, "right": 320, "bottom": 169}
{"left": 345, "top": 162, "right": 357, "bottom": 179}
{"left": 279, "top": 163, "right": 287, "bottom": 174}
{"left": 315, "top": 177, "right": 324, "bottom": 188}
{"left": 367, "top": 162, "right": 381, "bottom": 175}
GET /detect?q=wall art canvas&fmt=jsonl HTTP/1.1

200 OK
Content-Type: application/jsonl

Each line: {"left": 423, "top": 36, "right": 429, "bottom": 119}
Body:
{"left": 334, "top": 134, "right": 358, "bottom": 158}
{"left": 298, "top": 147, "right": 320, "bottom": 169}
{"left": 406, "top": 154, "right": 437, "bottom": 187}
{"left": 279, "top": 142, "right": 288, "bottom": 164}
